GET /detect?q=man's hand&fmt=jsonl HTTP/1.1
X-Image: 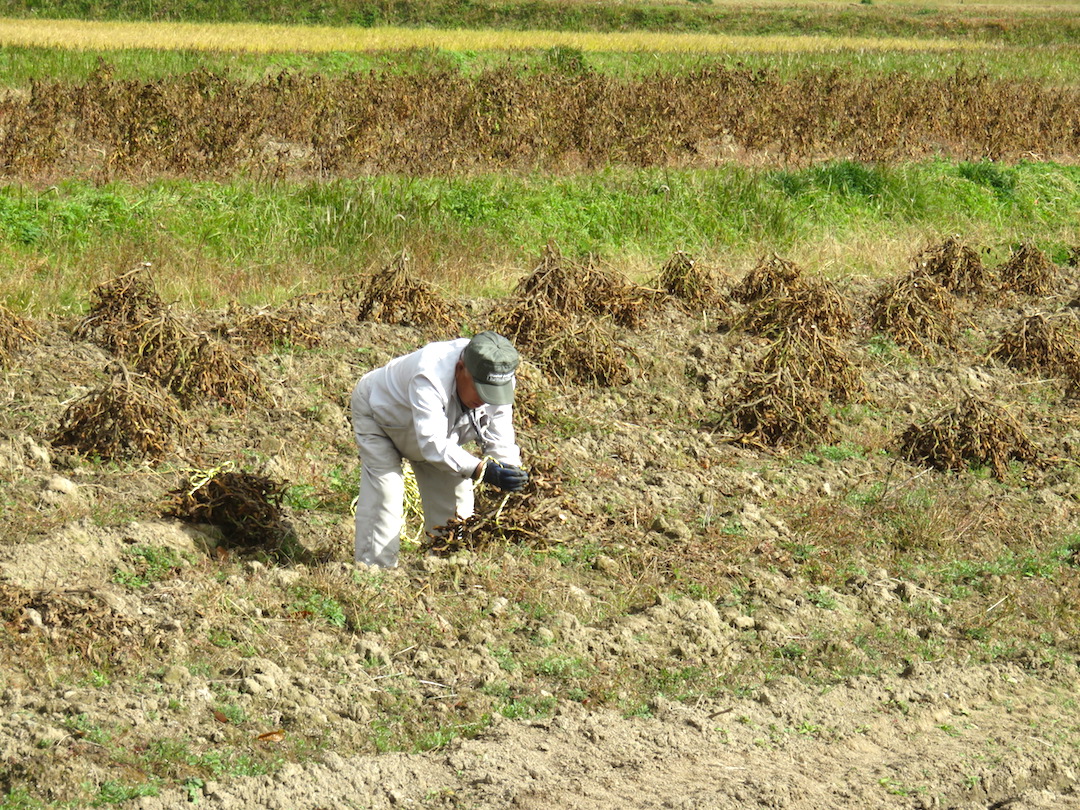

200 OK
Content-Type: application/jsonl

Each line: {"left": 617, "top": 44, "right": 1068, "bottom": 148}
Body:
{"left": 482, "top": 460, "right": 529, "bottom": 492}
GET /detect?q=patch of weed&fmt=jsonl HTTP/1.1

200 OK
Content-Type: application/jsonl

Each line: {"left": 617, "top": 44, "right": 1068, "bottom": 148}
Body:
{"left": 289, "top": 585, "right": 347, "bottom": 628}
{"left": 112, "top": 544, "right": 193, "bottom": 588}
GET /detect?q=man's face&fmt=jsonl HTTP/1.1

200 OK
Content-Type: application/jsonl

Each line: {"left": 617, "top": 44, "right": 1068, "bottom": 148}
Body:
{"left": 455, "top": 361, "right": 485, "bottom": 409}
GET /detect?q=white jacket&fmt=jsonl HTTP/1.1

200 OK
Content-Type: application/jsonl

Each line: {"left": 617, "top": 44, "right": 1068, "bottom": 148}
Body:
{"left": 359, "top": 338, "right": 522, "bottom": 477}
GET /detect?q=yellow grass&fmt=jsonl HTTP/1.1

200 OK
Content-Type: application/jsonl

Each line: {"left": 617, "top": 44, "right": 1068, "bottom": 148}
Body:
{"left": 0, "top": 17, "right": 981, "bottom": 55}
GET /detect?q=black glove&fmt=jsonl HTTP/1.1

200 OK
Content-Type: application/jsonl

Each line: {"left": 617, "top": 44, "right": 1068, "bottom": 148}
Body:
{"left": 482, "top": 460, "right": 529, "bottom": 492}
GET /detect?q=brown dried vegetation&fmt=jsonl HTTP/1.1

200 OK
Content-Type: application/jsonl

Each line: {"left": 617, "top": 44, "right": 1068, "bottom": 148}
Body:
{"left": 342, "top": 253, "right": 462, "bottom": 332}
{"left": 652, "top": 251, "right": 729, "bottom": 316}
{"left": 998, "top": 242, "right": 1059, "bottom": 296}
{"left": 72, "top": 266, "right": 168, "bottom": 359}
{"left": 988, "top": 312, "right": 1080, "bottom": 386}
{"left": 0, "top": 583, "right": 141, "bottom": 669}
{"left": 3, "top": 65, "right": 1079, "bottom": 180}
{"left": 160, "top": 335, "right": 268, "bottom": 409}
{"left": 490, "top": 296, "right": 635, "bottom": 387}
{"left": 516, "top": 244, "right": 655, "bottom": 329}
{"left": 216, "top": 298, "right": 325, "bottom": 352}
{"left": 896, "top": 395, "right": 1039, "bottom": 480}
{"left": 869, "top": 269, "right": 962, "bottom": 356}
{"left": 166, "top": 467, "right": 296, "bottom": 549}
{"left": 0, "top": 304, "right": 37, "bottom": 366}
{"left": 51, "top": 364, "right": 188, "bottom": 461}
{"left": 75, "top": 267, "right": 266, "bottom": 408}
{"left": 422, "top": 458, "right": 577, "bottom": 556}
{"left": 913, "top": 236, "right": 993, "bottom": 297}
{"left": 719, "top": 325, "right": 863, "bottom": 448}
{"left": 732, "top": 253, "right": 802, "bottom": 305}
{"left": 485, "top": 245, "right": 647, "bottom": 386}
{"left": 737, "top": 277, "right": 853, "bottom": 338}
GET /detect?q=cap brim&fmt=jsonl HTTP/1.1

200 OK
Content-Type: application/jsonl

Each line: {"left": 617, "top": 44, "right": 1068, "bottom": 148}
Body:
{"left": 475, "top": 380, "right": 514, "bottom": 406}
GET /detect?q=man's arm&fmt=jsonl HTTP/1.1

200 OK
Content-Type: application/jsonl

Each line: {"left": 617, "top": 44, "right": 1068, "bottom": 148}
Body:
{"left": 410, "top": 376, "right": 482, "bottom": 477}
{"left": 480, "top": 403, "right": 522, "bottom": 467}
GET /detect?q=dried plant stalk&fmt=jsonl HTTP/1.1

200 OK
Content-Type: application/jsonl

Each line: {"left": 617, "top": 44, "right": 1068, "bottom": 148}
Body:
{"left": 896, "top": 396, "right": 1039, "bottom": 480}
{"left": 52, "top": 365, "right": 188, "bottom": 461}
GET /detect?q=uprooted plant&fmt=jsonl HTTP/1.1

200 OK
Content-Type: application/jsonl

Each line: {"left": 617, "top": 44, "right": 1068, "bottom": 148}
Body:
{"left": 895, "top": 395, "right": 1040, "bottom": 480}
{"left": 341, "top": 252, "right": 463, "bottom": 332}
{"left": 165, "top": 463, "right": 298, "bottom": 551}
{"left": 74, "top": 267, "right": 266, "bottom": 409}
{"left": 51, "top": 363, "right": 189, "bottom": 462}
{"left": 869, "top": 269, "right": 963, "bottom": 356}
{"left": 216, "top": 298, "right": 325, "bottom": 352}
{"left": 73, "top": 265, "right": 169, "bottom": 358}
{"left": 422, "top": 458, "right": 577, "bottom": 556}
{"left": 988, "top": 312, "right": 1080, "bottom": 387}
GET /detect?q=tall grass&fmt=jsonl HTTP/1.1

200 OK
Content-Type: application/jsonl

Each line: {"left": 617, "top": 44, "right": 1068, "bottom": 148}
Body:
{"left": 0, "top": 43, "right": 1078, "bottom": 86}
{"left": 2, "top": 160, "right": 1077, "bottom": 312}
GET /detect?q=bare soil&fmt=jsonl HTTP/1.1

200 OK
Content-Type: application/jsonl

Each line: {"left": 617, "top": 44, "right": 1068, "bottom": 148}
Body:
{"left": 1, "top": 261, "right": 1079, "bottom": 809}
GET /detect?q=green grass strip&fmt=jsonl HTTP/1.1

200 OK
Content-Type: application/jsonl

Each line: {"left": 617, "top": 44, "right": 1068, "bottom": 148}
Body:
{"left": 1, "top": 160, "right": 1077, "bottom": 311}
{"left": 1, "top": 42, "right": 1077, "bottom": 86}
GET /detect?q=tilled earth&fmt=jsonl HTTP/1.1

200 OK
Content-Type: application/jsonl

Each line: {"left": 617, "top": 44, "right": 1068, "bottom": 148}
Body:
{"left": 1, "top": 258, "right": 1079, "bottom": 809}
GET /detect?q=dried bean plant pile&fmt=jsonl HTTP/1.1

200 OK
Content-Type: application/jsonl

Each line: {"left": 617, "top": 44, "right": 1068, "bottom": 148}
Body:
{"left": 517, "top": 244, "right": 656, "bottom": 329}
{"left": 166, "top": 467, "right": 296, "bottom": 550}
{"left": 163, "top": 335, "right": 267, "bottom": 410}
{"left": 0, "top": 304, "right": 37, "bottom": 366}
{"left": 216, "top": 298, "right": 325, "bottom": 352}
{"left": 51, "top": 364, "right": 189, "bottom": 461}
{"left": 72, "top": 267, "right": 170, "bottom": 359}
{"left": 489, "top": 247, "right": 646, "bottom": 387}
{"left": 421, "top": 459, "right": 576, "bottom": 556}
{"left": 736, "top": 276, "right": 853, "bottom": 338}
{"left": 869, "top": 269, "right": 962, "bottom": 356}
{"left": 997, "top": 243, "right": 1059, "bottom": 296}
{"left": 896, "top": 395, "right": 1040, "bottom": 480}
{"left": 718, "top": 323, "right": 863, "bottom": 448}
{"left": 74, "top": 267, "right": 265, "bottom": 409}
{"left": 652, "top": 251, "right": 729, "bottom": 316}
{"left": 731, "top": 253, "right": 803, "bottom": 305}
{"left": 914, "top": 236, "right": 994, "bottom": 297}
{"left": 988, "top": 313, "right": 1080, "bottom": 387}
{"left": 342, "top": 253, "right": 462, "bottom": 332}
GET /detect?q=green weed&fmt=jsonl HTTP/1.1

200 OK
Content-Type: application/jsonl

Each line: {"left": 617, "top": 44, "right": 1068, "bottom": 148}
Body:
{"left": 806, "top": 588, "right": 838, "bottom": 610}
{"left": 499, "top": 695, "right": 557, "bottom": 720}
{"left": 93, "top": 779, "right": 160, "bottom": 805}
{"left": 289, "top": 586, "right": 347, "bottom": 628}
{"left": 413, "top": 720, "right": 488, "bottom": 752}
{"left": 112, "top": 544, "right": 193, "bottom": 588}
{"left": 534, "top": 654, "right": 592, "bottom": 679}
{"left": 0, "top": 787, "right": 50, "bottom": 810}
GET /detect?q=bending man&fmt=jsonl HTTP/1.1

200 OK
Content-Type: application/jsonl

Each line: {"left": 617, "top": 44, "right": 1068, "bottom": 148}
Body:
{"left": 350, "top": 331, "right": 528, "bottom": 568}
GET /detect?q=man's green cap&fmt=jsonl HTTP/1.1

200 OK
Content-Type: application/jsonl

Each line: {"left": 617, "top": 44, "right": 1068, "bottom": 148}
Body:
{"left": 463, "top": 331, "right": 519, "bottom": 406}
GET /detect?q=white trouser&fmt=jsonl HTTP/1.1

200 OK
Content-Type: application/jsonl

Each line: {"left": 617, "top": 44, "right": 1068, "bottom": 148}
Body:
{"left": 351, "top": 378, "right": 474, "bottom": 568}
